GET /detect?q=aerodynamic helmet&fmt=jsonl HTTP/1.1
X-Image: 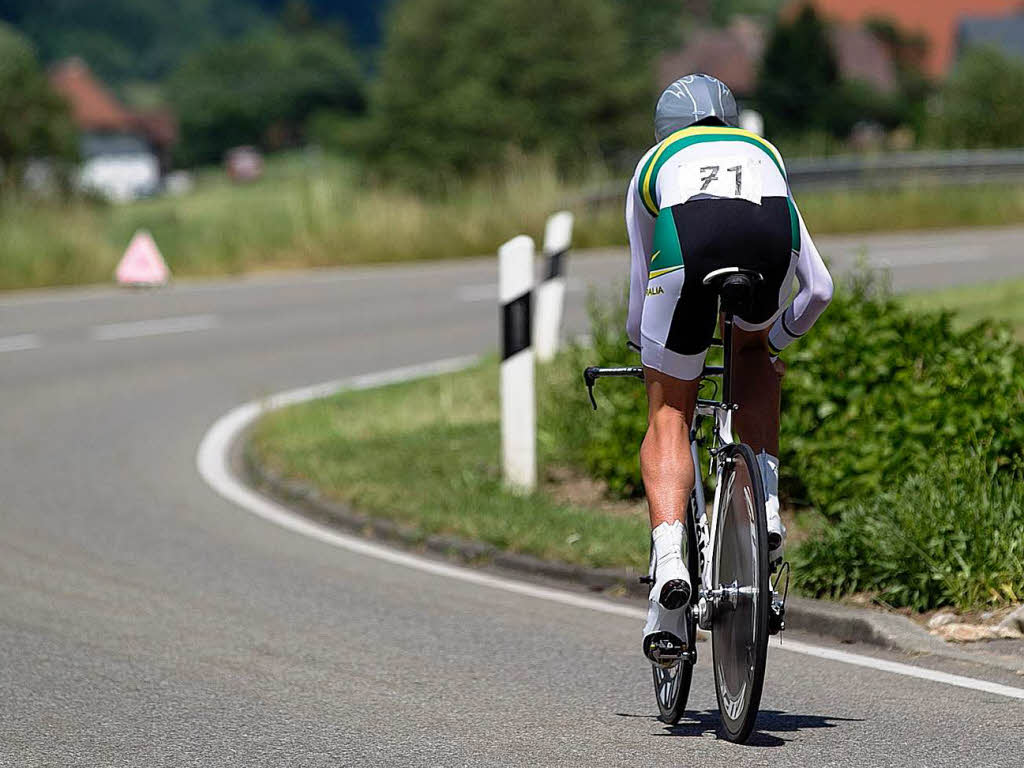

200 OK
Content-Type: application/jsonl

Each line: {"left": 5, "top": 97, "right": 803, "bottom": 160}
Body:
{"left": 654, "top": 73, "right": 739, "bottom": 142}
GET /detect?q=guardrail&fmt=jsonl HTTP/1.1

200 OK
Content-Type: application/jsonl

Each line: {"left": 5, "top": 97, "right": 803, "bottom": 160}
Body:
{"left": 581, "top": 148, "right": 1024, "bottom": 206}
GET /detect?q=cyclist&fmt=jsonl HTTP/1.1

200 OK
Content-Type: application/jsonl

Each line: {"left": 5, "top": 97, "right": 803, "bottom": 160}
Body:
{"left": 628, "top": 74, "right": 833, "bottom": 664}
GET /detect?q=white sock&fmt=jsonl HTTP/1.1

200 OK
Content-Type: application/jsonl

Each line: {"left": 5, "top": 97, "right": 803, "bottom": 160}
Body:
{"left": 651, "top": 520, "right": 684, "bottom": 572}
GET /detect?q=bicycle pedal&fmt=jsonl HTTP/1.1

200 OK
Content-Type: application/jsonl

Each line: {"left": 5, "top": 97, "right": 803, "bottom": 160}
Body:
{"left": 769, "top": 561, "right": 790, "bottom": 636}
{"left": 643, "top": 631, "right": 688, "bottom": 668}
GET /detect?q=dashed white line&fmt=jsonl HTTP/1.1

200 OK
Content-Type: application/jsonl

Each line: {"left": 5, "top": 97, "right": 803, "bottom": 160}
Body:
{"left": 92, "top": 314, "right": 220, "bottom": 341}
{"left": 0, "top": 334, "right": 42, "bottom": 353}
{"left": 197, "top": 358, "right": 1024, "bottom": 703}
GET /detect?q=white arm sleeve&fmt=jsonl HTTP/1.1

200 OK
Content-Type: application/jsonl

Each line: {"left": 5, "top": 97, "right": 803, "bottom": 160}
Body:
{"left": 625, "top": 176, "right": 655, "bottom": 348}
{"left": 768, "top": 203, "right": 833, "bottom": 355}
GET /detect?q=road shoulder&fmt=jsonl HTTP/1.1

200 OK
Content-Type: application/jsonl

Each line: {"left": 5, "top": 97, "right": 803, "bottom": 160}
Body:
{"left": 241, "top": 435, "right": 1024, "bottom": 676}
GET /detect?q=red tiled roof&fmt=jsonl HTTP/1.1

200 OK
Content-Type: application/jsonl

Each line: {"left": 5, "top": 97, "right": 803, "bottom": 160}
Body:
{"left": 831, "top": 24, "right": 898, "bottom": 92}
{"left": 790, "top": 0, "right": 1022, "bottom": 77}
{"left": 49, "top": 58, "right": 134, "bottom": 132}
{"left": 48, "top": 58, "right": 177, "bottom": 149}
{"left": 658, "top": 18, "right": 766, "bottom": 95}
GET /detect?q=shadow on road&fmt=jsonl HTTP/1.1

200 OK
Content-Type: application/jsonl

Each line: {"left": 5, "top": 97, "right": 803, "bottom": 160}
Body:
{"left": 617, "top": 709, "right": 861, "bottom": 747}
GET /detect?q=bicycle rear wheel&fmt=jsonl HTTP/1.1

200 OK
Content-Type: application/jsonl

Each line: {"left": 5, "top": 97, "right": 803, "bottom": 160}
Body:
{"left": 652, "top": 493, "right": 700, "bottom": 724}
{"left": 711, "top": 442, "right": 770, "bottom": 743}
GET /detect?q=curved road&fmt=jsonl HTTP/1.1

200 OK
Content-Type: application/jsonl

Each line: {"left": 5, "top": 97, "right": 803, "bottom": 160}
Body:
{"left": 2, "top": 227, "right": 1023, "bottom": 766}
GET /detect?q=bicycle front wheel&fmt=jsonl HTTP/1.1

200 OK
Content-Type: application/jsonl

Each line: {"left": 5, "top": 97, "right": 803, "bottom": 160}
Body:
{"left": 711, "top": 442, "right": 770, "bottom": 743}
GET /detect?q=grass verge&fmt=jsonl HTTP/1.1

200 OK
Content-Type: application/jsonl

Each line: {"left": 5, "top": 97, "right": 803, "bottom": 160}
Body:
{"left": 902, "top": 277, "right": 1024, "bottom": 341}
{"left": 6, "top": 148, "right": 1024, "bottom": 291}
{"left": 792, "top": 455, "right": 1023, "bottom": 612}
{"left": 246, "top": 360, "right": 649, "bottom": 571}
{"left": 247, "top": 273, "right": 1024, "bottom": 613}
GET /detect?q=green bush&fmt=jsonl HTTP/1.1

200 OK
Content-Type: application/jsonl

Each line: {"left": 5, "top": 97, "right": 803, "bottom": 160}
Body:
{"left": 780, "top": 272, "right": 1023, "bottom": 511}
{"left": 540, "top": 292, "right": 648, "bottom": 497}
{"left": 543, "top": 273, "right": 1024, "bottom": 517}
{"left": 792, "top": 454, "right": 1023, "bottom": 611}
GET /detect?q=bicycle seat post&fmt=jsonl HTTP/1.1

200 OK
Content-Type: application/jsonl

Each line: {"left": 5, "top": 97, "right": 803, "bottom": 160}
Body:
{"left": 721, "top": 310, "right": 735, "bottom": 406}
{"left": 702, "top": 268, "right": 762, "bottom": 407}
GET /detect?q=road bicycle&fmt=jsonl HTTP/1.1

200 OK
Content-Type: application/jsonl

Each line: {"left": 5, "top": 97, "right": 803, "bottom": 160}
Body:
{"left": 583, "top": 267, "right": 789, "bottom": 743}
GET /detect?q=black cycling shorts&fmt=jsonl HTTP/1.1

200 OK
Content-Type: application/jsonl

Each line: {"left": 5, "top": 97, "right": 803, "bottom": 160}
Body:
{"left": 640, "top": 196, "right": 796, "bottom": 380}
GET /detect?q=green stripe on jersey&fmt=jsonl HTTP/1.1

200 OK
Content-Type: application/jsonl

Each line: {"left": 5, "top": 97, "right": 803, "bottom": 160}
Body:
{"left": 649, "top": 206, "right": 684, "bottom": 279}
{"left": 640, "top": 127, "right": 787, "bottom": 216}
{"left": 788, "top": 198, "right": 800, "bottom": 253}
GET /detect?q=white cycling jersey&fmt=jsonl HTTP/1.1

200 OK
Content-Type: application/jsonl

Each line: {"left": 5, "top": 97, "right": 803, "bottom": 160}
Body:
{"left": 625, "top": 126, "right": 833, "bottom": 375}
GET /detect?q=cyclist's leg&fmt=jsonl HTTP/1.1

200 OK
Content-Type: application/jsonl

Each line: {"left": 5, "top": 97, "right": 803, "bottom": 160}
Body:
{"left": 641, "top": 368, "right": 700, "bottom": 528}
{"left": 727, "top": 204, "right": 795, "bottom": 563}
{"left": 731, "top": 325, "right": 781, "bottom": 456}
{"left": 641, "top": 367, "right": 701, "bottom": 654}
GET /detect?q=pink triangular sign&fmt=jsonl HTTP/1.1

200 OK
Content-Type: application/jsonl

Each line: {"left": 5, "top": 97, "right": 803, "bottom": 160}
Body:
{"left": 116, "top": 230, "right": 170, "bottom": 286}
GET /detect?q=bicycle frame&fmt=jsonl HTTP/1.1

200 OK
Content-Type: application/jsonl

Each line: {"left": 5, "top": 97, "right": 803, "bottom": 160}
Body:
{"left": 689, "top": 311, "right": 743, "bottom": 628}
{"left": 583, "top": 310, "right": 745, "bottom": 630}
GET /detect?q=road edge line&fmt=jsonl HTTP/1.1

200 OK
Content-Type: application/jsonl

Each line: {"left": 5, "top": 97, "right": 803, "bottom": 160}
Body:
{"left": 196, "top": 358, "right": 1024, "bottom": 700}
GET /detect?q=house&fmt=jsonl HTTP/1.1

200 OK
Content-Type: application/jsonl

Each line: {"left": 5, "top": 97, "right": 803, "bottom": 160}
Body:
{"left": 790, "top": 0, "right": 1021, "bottom": 78}
{"left": 658, "top": 15, "right": 897, "bottom": 98}
{"left": 956, "top": 13, "right": 1024, "bottom": 62}
{"left": 49, "top": 58, "right": 177, "bottom": 201}
{"left": 658, "top": 17, "right": 766, "bottom": 96}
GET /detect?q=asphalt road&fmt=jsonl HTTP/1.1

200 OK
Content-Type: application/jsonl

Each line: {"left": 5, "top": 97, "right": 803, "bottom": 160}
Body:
{"left": 2, "top": 226, "right": 1023, "bottom": 767}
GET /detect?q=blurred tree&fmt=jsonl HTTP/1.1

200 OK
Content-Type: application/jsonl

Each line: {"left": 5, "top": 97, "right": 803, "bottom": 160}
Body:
{"left": 0, "top": 22, "right": 76, "bottom": 190}
{"left": 281, "top": 0, "right": 315, "bottom": 32}
{"left": 1, "top": 2, "right": 393, "bottom": 86}
{"left": 930, "top": 46, "right": 1024, "bottom": 149}
{"left": 362, "top": 0, "right": 648, "bottom": 185}
{"left": 865, "top": 16, "right": 932, "bottom": 137}
{"left": 167, "top": 28, "right": 365, "bottom": 166}
{"left": 755, "top": 4, "right": 838, "bottom": 137}
{"left": 0, "top": 1, "right": 268, "bottom": 85}
{"left": 611, "top": 0, "right": 686, "bottom": 57}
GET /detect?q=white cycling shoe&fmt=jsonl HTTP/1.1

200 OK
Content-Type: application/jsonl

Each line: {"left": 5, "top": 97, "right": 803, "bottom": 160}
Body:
{"left": 642, "top": 521, "right": 692, "bottom": 667}
{"left": 649, "top": 520, "right": 692, "bottom": 609}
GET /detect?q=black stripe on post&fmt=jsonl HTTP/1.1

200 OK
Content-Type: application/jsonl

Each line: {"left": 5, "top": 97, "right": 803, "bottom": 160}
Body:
{"left": 545, "top": 249, "right": 567, "bottom": 280}
{"left": 502, "top": 291, "right": 532, "bottom": 360}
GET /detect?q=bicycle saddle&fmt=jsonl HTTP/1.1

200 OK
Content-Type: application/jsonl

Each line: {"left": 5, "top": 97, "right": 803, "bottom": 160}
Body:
{"left": 702, "top": 267, "right": 764, "bottom": 315}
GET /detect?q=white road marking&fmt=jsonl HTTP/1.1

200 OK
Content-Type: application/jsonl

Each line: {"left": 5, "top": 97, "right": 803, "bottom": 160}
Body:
{"left": 197, "top": 359, "right": 1024, "bottom": 703}
{"left": 776, "top": 639, "right": 1024, "bottom": 701}
{"left": 458, "top": 278, "right": 583, "bottom": 303}
{"left": 0, "top": 334, "right": 41, "bottom": 353}
{"left": 92, "top": 314, "right": 220, "bottom": 341}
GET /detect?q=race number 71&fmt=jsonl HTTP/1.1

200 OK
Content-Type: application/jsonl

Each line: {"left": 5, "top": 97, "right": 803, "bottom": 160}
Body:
{"left": 699, "top": 164, "right": 743, "bottom": 195}
{"left": 682, "top": 156, "right": 763, "bottom": 205}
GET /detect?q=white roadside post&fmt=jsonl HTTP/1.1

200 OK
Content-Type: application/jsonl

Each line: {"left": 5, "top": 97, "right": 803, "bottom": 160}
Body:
{"left": 739, "top": 108, "right": 764, "bottom": 136}
{"left": 533, "top": 210, "right": 574, "bottom": 362}
{"left": 499, "top": 235, "right": 537, "bottom": 493}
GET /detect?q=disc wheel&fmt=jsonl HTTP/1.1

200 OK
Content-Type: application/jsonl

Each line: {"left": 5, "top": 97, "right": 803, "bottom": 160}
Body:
{"left": 652, "top": 493, "right": 700, "bottom": 724}
{"left": 710, "top": 443, "right": 770, "bottom": 743}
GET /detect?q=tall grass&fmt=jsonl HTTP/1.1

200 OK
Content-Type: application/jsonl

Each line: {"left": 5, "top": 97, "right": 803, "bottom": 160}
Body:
{"left": 248, "top": 360, "right": 649, "bottom": 570}
{"left": 793, "top": 455, "right": 1024, "bottom": 612}
{"left": 6, "top": 150, "right": 1024, "bottom": 292}
{"left": 0, "top": 154, "right": 610, "bottom": 291}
